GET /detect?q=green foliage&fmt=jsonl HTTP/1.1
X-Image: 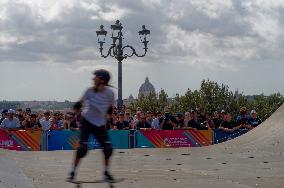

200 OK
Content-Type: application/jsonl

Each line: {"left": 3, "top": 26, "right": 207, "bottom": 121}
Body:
{"left": 129, "top": 79, "right": 284, "bottom": 120}
{"left": 128, "top": 89, "right": 168, "bottom": 113}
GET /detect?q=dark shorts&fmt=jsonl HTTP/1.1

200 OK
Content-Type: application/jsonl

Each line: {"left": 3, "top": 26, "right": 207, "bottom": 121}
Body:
{"left": 79, "top": 117, "right": 110, "bottom": 147}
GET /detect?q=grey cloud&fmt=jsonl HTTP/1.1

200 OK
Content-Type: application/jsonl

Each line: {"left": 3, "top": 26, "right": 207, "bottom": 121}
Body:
{"left": 0, "top": 0, "right": 284, "bottom": 69}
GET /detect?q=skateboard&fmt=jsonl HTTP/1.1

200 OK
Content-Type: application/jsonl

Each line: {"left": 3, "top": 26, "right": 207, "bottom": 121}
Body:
{"left": 67, "top": 178, "right": 124, "bottom": 188}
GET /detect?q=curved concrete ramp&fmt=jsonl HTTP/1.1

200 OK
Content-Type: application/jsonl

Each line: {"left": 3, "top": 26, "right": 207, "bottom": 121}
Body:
{"left": 1, "top": 104, "right": 284, "bottom": 188}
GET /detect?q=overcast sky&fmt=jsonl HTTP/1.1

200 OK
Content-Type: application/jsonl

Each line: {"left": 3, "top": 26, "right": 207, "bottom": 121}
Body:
{"left": 1, "top": 0, "right": 284, "bottom": 101}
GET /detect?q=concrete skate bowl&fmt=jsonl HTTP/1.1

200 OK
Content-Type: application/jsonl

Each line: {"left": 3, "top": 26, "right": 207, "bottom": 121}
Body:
{"left": 0, "top": 103, "right": 284, "bottom": 188}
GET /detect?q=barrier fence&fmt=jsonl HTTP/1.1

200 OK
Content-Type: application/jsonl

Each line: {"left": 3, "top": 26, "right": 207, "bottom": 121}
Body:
{"left": 0, "top": 128, "right": 251, "bottom": 151}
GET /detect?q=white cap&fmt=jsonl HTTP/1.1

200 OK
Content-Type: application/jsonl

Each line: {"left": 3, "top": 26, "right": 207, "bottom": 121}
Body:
{"left": 8, "top": 109, "right": 15, "bottom": 114}
{"left": 251, "top": 110, "right": 257, "bottom": 115}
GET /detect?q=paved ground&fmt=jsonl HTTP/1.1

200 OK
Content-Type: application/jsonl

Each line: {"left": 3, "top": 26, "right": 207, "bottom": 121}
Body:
{"left": 1, "top": 104, "right": 284, "bottom": 188}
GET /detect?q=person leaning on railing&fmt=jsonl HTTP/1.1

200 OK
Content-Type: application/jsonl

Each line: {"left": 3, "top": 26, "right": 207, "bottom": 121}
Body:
{"left": 159, "top": 106, "right": 176, "bottom": 130}
{"left": 50, "top": 111, "right": 64, "bottom": 130}
{"left": 114, "top": 112, "right": 129, "bottom": 130}
{"left": 174, "top": 112, "right": 184, "bottom": 129}
{"left": 22, "top": 113, "right": 41, "bottom": 130}
{"left": 151, "top": 111, "right": 162, "bottom": 130}
{"left": 247, "top": 110, "right": 262, "bottom": 129}
{"left": 236, "top": 107, "right": 250, "bottom": 129}
{"left": 187, "top": 109, "right": 207, "bottom": 130}
{"left": 218, "top": 113, "right": 240, "bottom": 132}
{"left": 0, "top": 109, "right": 21, "bottom": 133}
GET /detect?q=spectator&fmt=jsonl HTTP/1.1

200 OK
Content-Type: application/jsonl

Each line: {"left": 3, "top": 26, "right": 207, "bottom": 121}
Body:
{"left": 111, "top": 109, "right": 118, "bottom": 126}
{"left": 132, "top": 111, "right": 142, "bottom": 129}
{"left": 124, "top": 110, "right": 133, "bottom": 125}
{"left": 183, "top": 111, "right": 191, "bottom": 128}
{"left": 236, "top": 107, "right": 250, "bottom": 127}
{"left": 188, "top": 109, "right": 207, "bottom": 130}
{"left": 39, "top": 111, "right": 51, "bottom": 151}
{"left": 115, "top": 113, "right": 129, "bottom": 130}
{"left": 106, "top": 106, "right": 117, "bottom": 130}
{"left": 0, "top": 109, "right": 21, "bottom": 129}
{"left": 69, "top": 111, "right": 80, "bottom": 131}
{"left": 25, "top": 108, "right": 32, "bottom": 116}
{"left": 63, "top": 112, "right": 72, "bottom": 130}
{"left": 204, "top": 112, "right": 214, "bottom": 129}
{"left": 22, "top": 113, "right": 40, "bottom": 130}
{"left": 16, "top": 108, "right": 24, "bottom": 117}
{"left": 175, "top": 112, "right": 184, "bottom": 129}
{"left": 247, "top": 110, "right": 262, "bottom": 129}
{"left": 213, "top": 110, "right": 225, "bottom": 128}
{"left": 151, "top": 111, "right": 162, "bottom": 130}
{"left": 0, "top": 109, "right": 8, "bottom": 124}
{"left": 50, "top": 112, "right": 64, "bottom": 130}
{"left": 219, "top": 113, "right": 240, "bottom": 132}
{"left": 196, "top": 107, "right": 206, "bottom": 122}
{"left": 159, "top": 106, "right": 176, "bottom": 130}
{"left": 39, "top": 111, "right": 51, "bottom": 131}
{"left": 145, "top": 111, "right": 153, "bottom": 127}
{"left": 17, "top": 114, "right": 25, "bottom": 129}
{"left": 121, "top": 105, "right": 126, "bottom": 114}
{"left": 136, "top": 112, "right": 151, "bottom": 129}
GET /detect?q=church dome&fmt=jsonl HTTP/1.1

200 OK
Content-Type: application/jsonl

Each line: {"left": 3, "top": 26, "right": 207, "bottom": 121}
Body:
{"left": 139, "top": 77, "right": 155, "bottom": 96}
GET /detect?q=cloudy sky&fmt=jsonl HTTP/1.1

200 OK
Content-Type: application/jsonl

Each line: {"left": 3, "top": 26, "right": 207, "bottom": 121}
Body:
{"left": 0, "top": 0, "right": 284, "bottom": 101}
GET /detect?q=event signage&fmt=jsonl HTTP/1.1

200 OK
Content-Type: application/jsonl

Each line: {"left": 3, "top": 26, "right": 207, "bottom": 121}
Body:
{"left": 136, "top": 129, "right": 213, "bottom": 148}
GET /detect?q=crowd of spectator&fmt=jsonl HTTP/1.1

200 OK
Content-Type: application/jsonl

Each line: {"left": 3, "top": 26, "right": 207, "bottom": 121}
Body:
{"left": 106, "top": 106, "right": 262, "bottom": 132}
{"left": 0, "top": 108, "right": 80, "bottom": 131}
{"left": 0, "top": 106, "right": 262, "bottom": 133}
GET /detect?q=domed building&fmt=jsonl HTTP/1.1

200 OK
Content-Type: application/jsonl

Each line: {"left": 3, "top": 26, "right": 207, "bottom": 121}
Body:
{"left": 138, "top": 77, "right": 156, "bottom": 97}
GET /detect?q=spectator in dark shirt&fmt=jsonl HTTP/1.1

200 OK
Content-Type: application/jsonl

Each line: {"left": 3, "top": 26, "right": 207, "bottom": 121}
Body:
{"left": 175, "top": 112, "right": 184, "bottom": 129}
{"left": 17, "top": 114, "right": 25, "bottom": 129}
{"left": 196, "top": 107, "right": 206, "bottom": 122}
{"left": 25, "top": 108, "right": 32, "bottom": 116}
{"left": 69, "top": 111, "right": 80, "bottom": 131}
{"left": 115, "top": 113, "right": 129, "bottom": 130}
{"left": 219, "top": 113, "right": 237, "bottom": 132}
{"left": 213, "top": 110, "right": 226, "bottom": 128}
{"left": 159, "top": 107, "right": 176, "bottom": 130}
{"left": 204, "top": 112, "right": 214, "bottom": 129}
{"left": 188, "top": 109, "right": 207, "bottom": 130}
{"left": 23, "top": 113, "right": 40, "bottom": 130}
{"left": 136, "top": 112, "right": 151, "bottom": 130}
{"left": 124, "top": 110, "right": 133, "bottom": 125}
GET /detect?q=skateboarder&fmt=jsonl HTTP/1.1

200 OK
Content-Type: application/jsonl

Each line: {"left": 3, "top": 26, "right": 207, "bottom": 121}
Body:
{"left": 68, "top": 69, "right": 115, "bottom": 182}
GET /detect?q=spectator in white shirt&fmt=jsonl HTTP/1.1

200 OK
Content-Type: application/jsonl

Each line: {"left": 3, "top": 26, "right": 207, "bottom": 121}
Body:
{"left": 39, "top": 111, "right": 51, "bottom": 151}
{"left": 0, "top": 109, "right": 21, "bottom": 129}
{"left": 39, "top": 111, "right": 51, "bottom": 131}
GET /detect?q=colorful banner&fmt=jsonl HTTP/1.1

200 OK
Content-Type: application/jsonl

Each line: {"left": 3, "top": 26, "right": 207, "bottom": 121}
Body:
{"left": 213, "top": 129, "right": 249, "bottom": 144}
{"left": 136, "top": 129, "right": 213, "bottom": 148}
{"left": 0, "top": 129, "right": 251, "bottom": 151}
{"left": 0, "top": 129, "right": 41, "bottom": 151}
{"left": 48, "top": 130, "right": 129, "bottom": 151}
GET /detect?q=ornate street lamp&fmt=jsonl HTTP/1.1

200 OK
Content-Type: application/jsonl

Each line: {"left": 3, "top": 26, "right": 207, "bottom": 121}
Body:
{"left": 96, "top": 20, "right": 150, "bottom": 111}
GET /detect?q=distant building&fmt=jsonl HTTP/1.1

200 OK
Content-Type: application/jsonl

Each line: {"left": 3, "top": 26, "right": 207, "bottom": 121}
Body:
{"left": 123, "top": 94, "right": 135, "bottom": 106}
{"left": 138, "top": 77, "right": 155, "bottom": 97}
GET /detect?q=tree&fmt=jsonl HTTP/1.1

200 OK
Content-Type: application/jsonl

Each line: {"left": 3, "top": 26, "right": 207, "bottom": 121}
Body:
{"left": 128, "top": 79, "right": 284, "bottom": 121}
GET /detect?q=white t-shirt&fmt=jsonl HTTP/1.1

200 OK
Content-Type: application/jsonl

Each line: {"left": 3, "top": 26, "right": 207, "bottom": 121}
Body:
{"left": 0, "top": 118, "right": 21, "bottom": 129}
{"left": 81, "top": 87, "right": 115, "bottom": 127}
{"left": 39, "top": 118, "right": 51, "bottom": 131}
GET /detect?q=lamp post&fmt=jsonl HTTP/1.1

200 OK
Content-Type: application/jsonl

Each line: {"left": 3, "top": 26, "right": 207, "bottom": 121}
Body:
{"left": 96, "top": 20, "right": 150, "bottom": 111}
